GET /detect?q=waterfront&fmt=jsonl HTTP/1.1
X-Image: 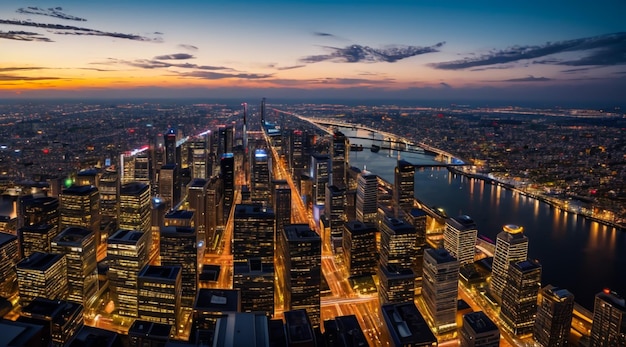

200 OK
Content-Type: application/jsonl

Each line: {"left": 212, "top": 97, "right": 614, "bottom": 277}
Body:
{"left": 345, "top": 129, "right": 626, "bottom": 312}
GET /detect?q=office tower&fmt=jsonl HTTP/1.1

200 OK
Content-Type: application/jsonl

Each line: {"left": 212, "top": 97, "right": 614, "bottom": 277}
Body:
{"left": 233, "top": 260, "right": 274, "bottom": 315}
{"left": 331, "top": 131, "right": 347, "bottom": 188}
{"left": 18, "top": 224, "right": 57, "bottom": 257}
{"left": 98, "top": 169, "right": 119, "bottom": 222}
{"left": 189, "top": 136, "right": 209, "bottom": 179}
{"left": 67, "top": 325, "right": 123, "bottom": 347}
{"left": 206, "top": 175, "right": 223, "bottom": 243}
{"left": 218, "top": 126, "right": 234, "bottom": 158}
{"left": 379, "top": 216, "right": 417, "bottom": 269}
{"left": 164, "top": 210, "right": 194, "bottom": 227}
{"left": 289, "top": 129, "right": 306, "bottom": 173}
{"left": 137, "top": 265, "right": 182, "bottom": 328}
{"left": 120, "top": 148, "right": 151, "bottom": 185}
{"left": 17, "top": 252, "right": 68, "bottom": 306}
{"left": 119, "top": 182, "right": 152, "bottom": 256}
{"left": 252, "top": 149, "right": 271, "bottom": 202}
{"left": 272, "top": 180, "right": 291, "bottom": 235}
{"left": 193, "top": 288, "right": 241, "bottom": 344}
{"left": 128, "top": 320, "right": 172, "bottom": 347}
{"left": 284, "top": 309, "right": 317, "bottom": 346}
{"left": 51, "top": 227, "right": 97, "bottom": 307}
{"left": 280, "top": 224, "right": 321, "bottom": 327}
{"left": 233, "top": 204, "right": 275, "bottom": 264}
{"left": 160, "top": 226, "right": 197, "bottom": 308}
{"left": 533, "top": 285, "right": 575, "bottom": 347}
{"left": 159, "top": 164, "right": 180, "bottom": 209}
{"left": 393, "top": 160, "right": 414, "bottom": 214}
{"left": 108, "top": 229, "right": 149, "bottom": 318}
{"left": 378, "top": 264, "right": 415, "bottom": 304}
{"left": 444, "top": 215, "right": 478, "bottom": 265}
{"left": 59, "top": 185, "right": 101, "bottom": 250}
{"left": 0, "top": 232, "right": 19, "bottom": 297}
{"left": 212, "top": 312, "right": 270, "bottom": 347}
{"left": 460, "top": 311, "right": 500, "bottom": 347}
{"left": 19, "top": 297, "right": 84, "bottom": 347}
{"left": 381, "top": 302, "right": 437, "bottom": 347}
{"left": 311, "top": 153, "right": 330, "bottom": 206}
{"left": 220, "top": 153, "right": 234, "bottom": 221}
{"left": 489, "top": 224, "right": 528, "bottom": 302}
{"left": 343, "top": 221, "right": 377, "bottom": 277}
{"left": 422, "top": 248, "right": 460, "bottom": 333}
{"left": 325, "top": 185, "right": 346, "bottom": 243}
{"left": 322, "top": 315, "right": 368, "bottom": 347}
{"left": 165, "top": 128, "right": 177, "bottom": 166}
{"left": 188, "top": 178, "right": 208, "bottom": 246}
{"left": 355, "top": 170, "right": 377, "bottom": 223}
{"left": 347, "top": 166, "right": 361, "bottom": 191}
{"left": 76, "top": 168, "right": 99, "bottom": 187}
{"left": 406, "top": 208, "right": 427, "bottom": 292}
{"left": 18, "top": 194, "right": 59, "bottom": 231}
{"left": 500, "top": 259, "right": 542, "bottom": 336}
{"left": 590, "top": 289, "right": 626, "bottom": 347}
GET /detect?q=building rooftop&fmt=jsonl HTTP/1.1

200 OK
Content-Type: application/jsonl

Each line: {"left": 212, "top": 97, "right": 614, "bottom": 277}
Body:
{"left": 120, "top": 182, "right": 149, "bottom": 195}
{"left": 189, "top": 178, "right": 208, "bottom": 188}
{"left": 512, "top": 259, "right": 541, "bottom": 272}
{"left": 463, "top": 311, "right": 498, "bottom": 334}
{"left": 17, "top": 252, "right": 64, "bottom": 271}
{"left": 62, "top": 185, "right": 97, "bottom": 196}
{"left": 544, "top": 285, "right": 574, "bottom": 301}
{"left": 160, "top": 226, "right": 195, "bottom": 236}
{"left": 54, "top": 227, "right": 92, "bottom": 244}
{"left": 234, "top": 204, "right": 274, "bottom": 218}
{"left": 67, "top": 326, "right": 121, "bottom": 347}
{"left": 596, "top": 289, "right": 626, "bottom": 310}
{"left": 379, "top": 264, "right": 415, "bottom": 278}
{"left": 284, "top": 309, "right": 315, "bottom": 344}
{"left": 194, "top": 289, "right": 240, "bottom": 312}
{"left": 0, "top": 231, "right": 16, "bottom": 247}
{"left": 128, "top": 320, "right": 172, "bottom": 339}
{"left": 448, "top": 215, "right": 477, "bottom": 230}
{"left": 20, "top": 297, "right": 83, "bottom": 324}
{"left": 164, "top": 210, "right": 194, "bottom": 220}
{"left": 382, "top": 217, "right": 416, "bottom": 235}
{"left": 283, "top": 224, "right": 320, "bottom": 241}
{"left": 199, "top": 265, "right": 221, "bottom": 281}
{"left": 409, "top": 208, "right": 427, "bottom": 218}
{"left": 381, "top": 302, "right": 437, "bottom": 346}
{"left": 345, "top": 220, "right": 377, "bottom": 234}
{"left": 139, "top": 265, "right": 181, "bottom": 281}
{"left": 212, "top": 313, "right": 269, "bottom": 347}
{"left": 108, "top": 229, "right": 145, "bottom": 244}
{"left": 425, "top": 248, "right": 458, "bottom": 264}
{"left": 0, "top": 319, "right": 44, "bottom": 347}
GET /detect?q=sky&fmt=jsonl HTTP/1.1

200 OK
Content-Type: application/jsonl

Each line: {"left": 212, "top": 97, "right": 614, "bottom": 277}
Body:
{"left": 1, "top": 0, "right": 625, "bottom": 105}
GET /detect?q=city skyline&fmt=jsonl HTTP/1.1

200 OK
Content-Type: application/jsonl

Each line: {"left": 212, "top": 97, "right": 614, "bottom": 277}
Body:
{"left": 1, "top": 0, "right": 626, "bottom": 105}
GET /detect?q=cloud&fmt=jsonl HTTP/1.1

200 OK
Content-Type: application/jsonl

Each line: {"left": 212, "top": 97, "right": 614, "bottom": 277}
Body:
{"left": 300, "top": 42, "right": 445, "bottom": 63}
{"left": 153, "top": 53, "right": 195, "bottom": 60}
{"left": 432, "top": 32, "right": 626, "bottom": 70}
{"left": 469, "top": 65, "right": 515, "bottom": 71}
{"left": 276, "top": 65, "right": 305, "bottom": 71}
{"left": 440, "top": 82, "right": 452, "bottom": 88}
{"left": 0, "top": 19, "right": 161, "bottom": 42}
{"left": 103, "top": 58, "right": 232, "bottom": 71}
{"left": 561, "top": 67, "right": 593, "bottom": 74}
{"left": 0, "top": 74, "right": 60, "bottom": 81}
{"left": 0, "top": 30, "right": 52, "bottom": 42}
{"left": 314, "top": 32, "right": 335, "bottom": 37}
{"left": 0, "top": 66, "right": 46, "bottom": 72}
{"left": 178, "top": 71, "right": 273, "bottom": 80}
{"left": 178, "top": 44, "right": 198, "bottom": 51}
{"left": 495, "top": 76, "right": 552, "bottom": 82}
{"left": 16, "top": 6, "right": 87, "bottom": 21}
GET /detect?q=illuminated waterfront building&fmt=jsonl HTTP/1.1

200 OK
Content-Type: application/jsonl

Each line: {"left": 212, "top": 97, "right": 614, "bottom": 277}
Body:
{"left": 489, "top": 224, "right": 528, "bottom": 302}
{"left": 160, "top": 225, "right": 197, "bottom": 308}
{"left": 311, "top": 153, "right": 330, "bottom": 206}
{"left": 422, "top": 248, "right": 460, "bottom": 333}
{"left": 0, "top": 232, "right": 19, "bottom": 297}
{"left": 444, "top": 215, "right": 478, "bottom": 265}
{"left": 98, "top": 169, "right": 119, "bottom": 222}
{"left": 272, "top": 180, "right": 291, "bottom": 235}
{"left": 533, "top": 285, "right": 574, "bottom": 347}
{"left": 158, "top": 164, "right": 180, "bottom": 209}
{"left": 381, "top": 301, "right": 437, "bottom": 347}
{"left": 19, "top": 297, "right": 83, "bottom": 347}
{"left": 331, "top": 131, "right": 347, "bottom": 188}
{"left": 107, "top": 229, "right": 149, "bottom": 318}
{"left": 379, "top": 216, "right": 417, "bottom": 269}
{"left": 16, "top": 252, "right": 68, "bottom": 306}
{"left": 590, "top": 289, "right": 626, "bottom": 346}
{"left": 325, "top": 185, "right": 346, "bottom": 242}
{"left": 59, "top": 185, "right": 101, "bottom": 250}
{"left": 18, "top": 223, "right": 58, "bottom": 258}
{"left": 252, "top": 149, "right": 271, "bottom": 202}
{"left": 128, "top": 320, "right": 172, "bottom": 347}
{"left": 500, "top": 259, "right": 542, "bottom": 336}
{"left": 393, "top": 160, "right": 414, "bottom": 215}
{"left": 137, "top": 264, "right": 182, "bottom": 328}
{"left": 280, "top": 224, "right": 321, "bottom": 327}
{"left": 51, "top": 227, "right": 97, "bottom": 307}
{"left": 378, "top": 264, "right": 415, "bottom": 304}
{"left": 355, "top": 170, "right": 377, "bottom": 223}
{"left": 342, "top": 221, "right": 377, "bottom": 277}
{"left": 460, "top": 311, "right": 500, "bottom": 347}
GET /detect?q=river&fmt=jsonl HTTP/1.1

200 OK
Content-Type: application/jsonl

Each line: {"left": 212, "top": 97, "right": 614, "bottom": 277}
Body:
{"left": 343, "top": 127, "right": 625, "bottom": 311}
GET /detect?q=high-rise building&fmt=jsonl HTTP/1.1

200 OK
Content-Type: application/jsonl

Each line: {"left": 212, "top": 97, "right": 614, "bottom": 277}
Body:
{"left": 212, "top": 312, "right": 270, "bottom": 347}
{"left": 160, "top": 226, "right": 197, "bottom": 308}
{"left": 76, "top": 168, "right": 99, "bottom": 187}
{"left": 19, "top": 297, "right": 84, "bottom": 347}
{"left": 233, "top": 259, "right": 274, "bottom": 315}
{"left": 460, "top": 311, "right": 500, "bottom": 347}
{"left": 378, "top": 264, "right": 415, "bottom": 304}
{"left": 218, "top": 126, "right": 234, "bottom": 159}
{"left": 422, "top": 248, "right": 460, "bottom": 333}
{"left": 232, "top": 204, "right": 275, "bottom": 265}
{"left": 355, "top": 170, "right": 377, "bottom": 223}
{"left": 272, "top": 180, "right": 291, "bottom": 235}
{"left": 108, "top": 229, "right": 149, "bottom": 318}
{"left": 406, "top": 208, "right": 427, "bottom": 292}
{"left": 188, "top": 178, "right": 208, "bottom": 247}
{"left": 165, "top": 128, "right": 178, "bottom": 166}
{"left": 220, "top": 153, "right": 234, "bottom": 221}
{"left": 189, "top": 136, "right": 209, "bottom": 179}
{"left": 119, "top": 182, "right": 152, "bottom": 257}
{"left": 206, "top": 175, "right": 223, "bottom": 243}
{"left": 489, "top": 224, "right": 528, "bottom": 302}
{"left": 331, "top": 131, "right": 347, "bottom": 188}
{"left": 393, "top": 160, "right": 414, "bottom": 215}
{"left": 500, "top": 259, "right": 542, "bottom": 336}
{"left": 98, "top": 169, "right": 119, "bottom": 222}
{"left": 59, "top": 185, "right": 101, "bottom": 251}
{"left": 311, "top": 153, "right": 330, "bottom": 206}
{"left": 18, "top": 194, "right": 59, "bottom": 231}
{"left": 137, "top": 264, "right": 182, "bottom": 328}
{"left": 280, "top": 224, "right": 321, "bottom": 327}
{"left": 67, "top": 325, "right": 123, "bottom": 347}
{"left": 590, "top": 289, "right": 626, "bottom": 347}
{"left": 533, "top": 285, "right": 574, "bottom": 347}
{"left": 18, "top": 223, "right": 58, "bottom": 258}
{"left": 444, "top": 215, "right": 478, "bottom": 265}
{"left": 128, "top": 320, "right": 172, "bottom": 347}
{"left": 193, "top": 288, "right": 241, "bottom": 344}
{"left": 252, "top": 149, "right": 271, "bottom": 202}
{"left": 17, "top": 252, "right": 68, "bottom": 306}
{"left": 325, "top": 185, "right": 346, "bottom": 243}
{"left": 343, "top": 221, "right": 377, "bottom": 277}
{"left": 0, "top": 232, "right": 19, "bottom": 297}
{"left": 322, "top": 315, "right": 368, "bottom": 347}
{"left": 51, "top": 227, "right": 98, "bottom": 307}
{"left": 158, "top": 164, "right": 180, "bottom": 210}
{"left": 381, "top": 302, "right": 437, "bottom": 347}
{"left": 379, "top": 216, "right": 417, "bottom": 269}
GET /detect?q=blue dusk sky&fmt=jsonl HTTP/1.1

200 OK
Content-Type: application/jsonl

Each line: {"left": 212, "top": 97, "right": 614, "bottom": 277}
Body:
{"left": 0, "top": 0, "right": 625, "bottom": 105}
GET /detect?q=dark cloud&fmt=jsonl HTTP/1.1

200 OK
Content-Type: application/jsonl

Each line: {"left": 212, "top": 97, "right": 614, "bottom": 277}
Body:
{"left": 0, "top": 19, "right": 160, "bottom": 42}
{"left": 276, "top": 65, "right": 305, "bottom": 71}
{"left": 153, "top": 53, "right": 195, "bottom": 60}
{"left": 0, "top": 66, "right": 45, "bottom": 72}
{"left": 17, "top": 6, "right": 87, "bottom": 21}
{"left": 102, "top": 58, "right": 233, "bottom": 72}
{"left": 440, "top": 82, "right": 452, "bottom": 88}
{"left": 469, "top": 65, "right": 515, "bottom": 72}
{"left": 314, "top": 32, "right": 335, "bottom": 37}
{"left": 561, "top": 67, "right": 593, "bottom": 74}
{"left": 0, "top": 74, "right": 60, "bottom": 81}
{"left": 178, "top": 44, "right": 198, "bottom": 51}
{"left": 432, "top": 32, "right": 626, "bottom": 70}
{"left": 0, "top": 30, "right": 52, "bottom": 42}
{"left": 498, "top": 76, "right": 552, "bottom": 82}
{"left": 178, "top": 71, "right": 273, "bottom": 80}
{"left": 300, "top": 42, "right": 444, "bottom": 63}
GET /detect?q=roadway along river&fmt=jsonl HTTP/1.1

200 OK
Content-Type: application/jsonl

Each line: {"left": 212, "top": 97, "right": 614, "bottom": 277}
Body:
{"left": 345, "top": 129, "right": 625, "bottom": 312}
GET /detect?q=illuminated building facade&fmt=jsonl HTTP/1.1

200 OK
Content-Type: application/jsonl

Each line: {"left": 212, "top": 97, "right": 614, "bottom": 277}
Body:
{"left": 59, "top": 185, "right": 101, "bottom": 250}
{"left": 379, "top": 216, "right": 417, "bottom": 269}
{"left": 311, "top": 153, "right": 330, "bottom": 206}
{"left": 206, "top": 175, "right": 223, "bottom": 243}
{"left": 160, "top": 226, "right": 197, "bottom": 308}
{"left": 19, "top": 297, "right": 84, "bottom": 347}
{"left": 17, "top": 252, "right": 68, "bottom": 306}
{"left": 220, "top": 153, "right": 234, "bottom": 221}
{"left": 342, "top": 221, "right": 377, "bottom": 277}
{"left": 0, "top": 232, "right": 19, "bottom": 297}
{"left": 51, "top": 227, "right": 98, "bottom": 307}
{"left": 18, "top": 194, "right": 59, "bottom": 231}
{"left": 378, "top": 264, "right": 415, "bottom": 304}
{"left": 252, "top": 149, "right": 271, "bottom": 202}
{"left": 393, "top": 160, "right": 414, "bottom": 214}
{"left": 406, "top": 208, "right": 427, "bottom": 292}
{"left": 165, "top": 128, "right": 178, "bottom": 166}
{"left": 188, "top": 178, "right": 208, "bottom": 246}
{"left": 381, "top": 302, "right": 437, "bottom": 347}
{"left": 590, "top": 289, "right": 626, "bottom": 347}
{"left": 500, "top": 259, "right": 542, "bottom": 336}
{"left": 189, "top": 136, "right": 209, "bottom": 179}
{"left": 137, "top": 264, "right": 182, "bottom": 328}
{"left": 280, "top": 224, "right": 321, "bottom": 327}
{"left": 325, "top": 185, "right": 346, "bottom": 242}
{"left": 422, "top": 248, "right": 460, "bottom": 333}
{"left": 355, "top": 170, "right": 377, "bottom": 223}
{"left": 489, "top": 224, "right": 528, "bottom": 302}
{"left": 331, "top": 131, "right": 347, "bottom": 188}
{"left": 444, "top": 215, "right": 478, "bottom": 265}
{"left": 119, "top": 182, "right": 152, "bottom": 255}
{"left": 108, "top": 229, "right": 149, "bottom": 318}
{"left": 158, "top": 164, "right": 180, "bottom": 210}
{"left": 460, "top": 311, "right": 500, "bottom": 347}
{"left": 533, "top": 285, "right": 574, "bottom": 347}
{"left": 128, "top": 320, "right": 172, "bottom": 347}
{"left": 272, "top": 180, "right": 291, "bottom": 235}
{"left": 233, "top": 260, "right": 274, "bottom": 315}
{"left": 232, "top": 204, "right": 275, "bottom": 264}
{"left": 98, "top": 169, "right": 119, "bottom": 222}
{"left": 19, "top": 223, "right": 58, "bottom": 258}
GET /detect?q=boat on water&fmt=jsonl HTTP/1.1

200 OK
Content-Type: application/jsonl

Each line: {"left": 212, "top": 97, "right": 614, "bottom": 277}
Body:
{"left": 370, "top": 144, "right": 380, "bottom": 153}
{"left": 350, "top": 144, "right": 364, "bottom": 151}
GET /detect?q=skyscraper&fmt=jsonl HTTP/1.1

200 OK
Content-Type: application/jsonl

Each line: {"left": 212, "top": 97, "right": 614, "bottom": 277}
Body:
{"left": 460, "top": 311, "right": 500, "bottom": 347}
{"left": 233, "top": 260, "right": 274, "bottom": 315}
{"left": 119, "top": 182, "right": 152, "bottom": 258}
{"left": 393, "top": 160, "right": 414, "bottom": 215}
{"left": 343, "top": 221, "right": 377, "bottom": 278}
{"left": 422, "top": 248, "right": 460, "bottom": 333}
{"left": 98, "top": 169, "right": 119, "bottom": 222}
{"left": 378, "top": 264, "right": 415, "bottom": 304}
{"left": 137, "top": 264, "right": 182, "bottom": 328}
{"left": 444, "top": 215, "right": 478, "bottom": 265}
{"left": 17, "top": 252, "right": 68, "bottom": 306}
{"left": 355, "top": 170, "right": 378, "bottom": 223}
{"left": 232, "top": 204, "right": 275, "bottom": 265}
{"left": 188, "top": 178, "right": 208, "bottom": 247}
{"left": 0, "top": 232, "right": 19, "bottom": 297}
{"left": 18, "top": 223, "right": 58, "bottom": 258}
{"left": 590, "top": 289, "right": 626, "bottom": 347}
{"left": 272, "top": 180, "right": 291, "bottom": 236}
{"left": 18, "top": 194, "right": 59, "bottom": 231}
{"left": 406, "top": 208, "right": 427, "bottom": 293}
{"left": 325, "top": 185, "right": 346, "bottom": 243}
{"left": 489, "top": 224, "right": 528, "bottom": 302}
{"left": 220, "top": 153, "right": 234, "bottom": 221}
{"left": 500, "top": 259, "right": 542, "bottom": 336}
{"left": 533, "top": 285, "right": 575, "bottom": 347}
{"left": 379, "top": 216, "right": 417, "bottom": 269}
{"left": 164, "top": 128, "right": 178, "bottom": 166}
{"left": 311, "top": 153, "right": 330, "bottom": 206}
{"left": 331, "top": 131, "right": 347, "bottom": 188}
{"left": 189, "top": 136, "right": 209, "bottom": 179}
{"left": 252, "top": 149, "right": 271, "bottom": 202}
{"left": 59, "top": 185, "right": 101, "bottom": 251}
{"left": 19, "top": 297, "right": 84, "bottom": 347}
{"left": 280, "top": 224, "right": 321, "bottom": 327}
{"left": 160, "top": 226, "right": 197, "bottom": 308}
{"left": 158, "top": 164, "right": 180, "bottom": 210}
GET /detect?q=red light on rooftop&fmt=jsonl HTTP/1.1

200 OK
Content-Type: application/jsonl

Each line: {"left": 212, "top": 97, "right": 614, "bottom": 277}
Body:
{"left": 604, "top": 288, "right": 611, "bottom": 294}
{"left": 42, "top": 148, "right": 50, "bottom": 154}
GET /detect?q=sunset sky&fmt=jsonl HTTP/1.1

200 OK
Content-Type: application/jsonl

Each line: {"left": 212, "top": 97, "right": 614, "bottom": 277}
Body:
{"left": 1, "top": 0, "right": 625, "bottom": 104}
